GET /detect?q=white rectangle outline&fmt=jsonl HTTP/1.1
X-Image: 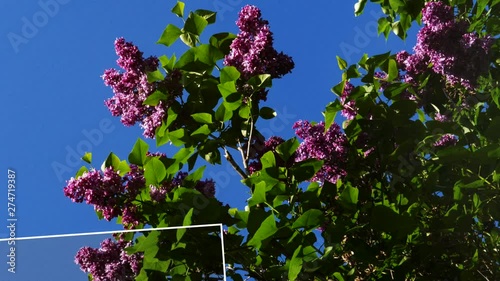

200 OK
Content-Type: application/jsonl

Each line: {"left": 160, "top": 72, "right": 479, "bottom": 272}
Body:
{"left": 0, "top": 223, "right": 227, "bottom": 280}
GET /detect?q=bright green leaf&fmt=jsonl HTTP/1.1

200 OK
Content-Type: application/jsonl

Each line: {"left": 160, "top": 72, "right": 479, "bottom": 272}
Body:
{"left": 144, "top": 158, "right": 167, "bottom": 185}
{"left": 247, "top": 214, "right": 277, "bottom": 249}
{"left": 143, "top": 90, "right": 167, "bottom": 106}
{"left": 191, "top": 113, "right": 213, "bottom": 124}
{"left": 184, "top": 12, "right": 208, "bottom": 36}
{"left": 128, "top": 138, "right": 149, "bottom": 166}
{"left": 171, "top": 1, "right": 185, "bottom": 18}
{"left": 177, "top": 208, "right": 194, "bottom": 241}
{"left": 248, "top": 181, "right": 266, "bottom": 207}
{"left": 82, "top": 152, "right": 92, "bottom": 164}
{"left": 220, "top": 66, "right": 240, "bottom": 83}
{"left": 157, "top": 24, "right": 183, "bottom": 47}
{"left": 336, "top": 56, "right": 348, "bottom": 70}
{"left": 292, "top": 209, "right": 324, "bottom": 231}
{"left": 288, "top": 245, "right": 303, "bottom": 280}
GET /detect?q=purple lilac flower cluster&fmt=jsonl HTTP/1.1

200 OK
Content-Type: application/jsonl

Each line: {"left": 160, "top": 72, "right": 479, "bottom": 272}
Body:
{"left": 396, "top": 1, "right": 492, "bottom": 90}
{"left": 224, "top": 5, "right": 294, "bottom": 81}
{"left": 75, "top": 238, "right": 142, "bottom": 281}
{"left": 63, "top": 166, "right": 144, "bottom": 226}
{"left": 433, "top": 133, "right": 458, "bottom": 148}
{"left": 149, "top": 171, "right": 216, "bottom": 202}
{"left": 340, "top": 81, "right": 357, "bottom": 120}
{"left": 248, "top": 136, "right": 285, "bottom": 174}
{"left": 102, "top": 38, "right": 183, "bottom": 138}
{"left": 434, "top": 112, "right": 451, "bottom": 122}
{"left": 293, "top": 121, "right": 348, "bottom": 184}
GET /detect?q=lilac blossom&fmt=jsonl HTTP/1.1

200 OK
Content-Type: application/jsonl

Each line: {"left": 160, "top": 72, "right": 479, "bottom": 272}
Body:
{"left": 224, "top": 5, "right": 294, "bottom": 81}
{"left": 102, "top": 38, "right": 183, "bottom": 138}
{"left": 434, "top": 112, "right": 451, "bottom": 122}
{"left": 340, "top": 81, "right": 357, "bottom": 120}
{"left": 397, "top": 2, "right": 492, "bottom": 90}
{"left": 433, "top": 134, "right": 458, "bottom": 148}
{"left": 293, "top": 121, "right": 348, "bottom": 184}
{"left": 63, "top": 166, "right": 145, "bottom": 223}
{"left": 248, "top": 136, "right": 286, "bottom": 174}
{"left": 75, "top": 238, "right": 142, "bottom": 281}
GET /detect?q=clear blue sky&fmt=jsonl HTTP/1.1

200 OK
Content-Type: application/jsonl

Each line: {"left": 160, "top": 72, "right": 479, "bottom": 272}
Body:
{"left": 0, "top": 0, "right": 415, "bottom": 280}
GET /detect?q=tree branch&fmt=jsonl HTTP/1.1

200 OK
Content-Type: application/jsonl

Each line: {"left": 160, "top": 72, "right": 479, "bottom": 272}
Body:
{"left": 223, "top": 147, "right": 248, "bottom": 179}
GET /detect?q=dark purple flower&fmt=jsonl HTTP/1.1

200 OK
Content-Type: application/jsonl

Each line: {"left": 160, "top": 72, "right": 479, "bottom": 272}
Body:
{"left": 340, "top": 81, "right": 357, "bottom": 120}
{"left": 293, "top": 121, "right": 348, "bottom": 184}
{"left": 247, "top": 136, "right": 286, "bottom": 174}
{"left": 102, "top": 38, "right": 183, "bottom": 138}
{"left": 397, "top": 2, "right": 492, "bottom": 90}
{"left": 434, "top": 112, "right": 451, "bottom": 122}
{"left": 195, "top": 179, "right": 216, "bottom": 198}
{"left": 149, "top": 184, "right": 168, "bottom": 202}
{"left": 75, "top": 238, "right": 142, "bottom": 281}
{"left": 224, "top": 5, "right": 294, "bottom": 82}
{"left": 433, "top": 134, "right": 458, "bottom": 148}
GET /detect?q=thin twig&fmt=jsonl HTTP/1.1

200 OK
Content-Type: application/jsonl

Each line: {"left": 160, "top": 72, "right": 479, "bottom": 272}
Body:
{"left": 477, "top": 269, "right": 490, "bottom": 281}
{"left": 245, "top": 117, "right": 254, "bottom": 168}
{"left": 237, "top": 140, "right": 248, "bottom": 171}
{"left": 223, "top": 147, "right": 248, "bottom": 179}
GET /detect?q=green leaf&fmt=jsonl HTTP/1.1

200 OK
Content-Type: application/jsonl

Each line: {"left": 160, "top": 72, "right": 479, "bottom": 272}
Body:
{"left": 173, "top": 147, "right": 195, "bottom": 163}
{"left": 248, "top": 181, "right": 266, "bottom": 207}
{"left": 340, "top": 185, "right": 359, "bottom": 206}
{"left": 101, "top": 152, "right": 120, "bottom": 171}
{"left": 218, "top": 81, "right": 237, "bottom": 98}
{"left": 260, "top": 151, "right": 276, "bottom": 169}
{"left": 75, "top": 166, "right": 88, "bottom": 178}
{"left": 336, "top": 56, "right": 348, "bottom": 70}
{"left": 168, "top": 128, "right": 189, "bottom": 146}
{"left": 193, "top": 44, "right": 224, "bottom": 65}
{"left": 171, "top": 1, "right": 185, "bottom": 18}
{"left": 247, "top": 214, "right": 277, "bottom": 249}
{"left": 82, "top": 152, "right": 92, "bottom": 164}
{"left": 239, "top": 105, "right": 251, "bottom": 119}
{"left": 209, "top": 32, "right": 236, "bottom": 54}
{"left": 180, "top": 32, "right": 197, "bottom": 48}
{"left": 247, "top": 74, "right": 272, "bottom": 88}
{"left": 354, "top": 0, "right": 368, "bottom": 16}
{"left": 288, "top": 245, "right": 303, "bottom": 281}
{"left": 144, "top": 158, "right": 167, "bottom": 185}
{"left": 146, "top": 70, "right": 164, "bottom": 82}
{"left": 215, "top": 103, "right": 233, "bottom": 121}
{"left": 292, "top": 209, "right": 324, "bottom": 231}
{"left": 194, "top": 9, "right": 217, "bottom": 24}
{"left": 387, "top": 58, "right": 398, "bottom": 82}
{"left": 220, "top": 66, "right": 240, "bottom": 83}
{"left": 159, "top": 55, "right": 176, "bottom": 72}
{"left": 191, "top": 113, "right": 213, "bottom": 124}
{"left": 184, "top": 12, "right": 208, "bottom": 36}
{"left": 276, "top": 138, "right": 300, "bottom": 162}
{"left": 177, "top": 208, "right": 194, "bottom": 241}
{"left": 184, "top": 166, "right": 206, "bottom": 183}
{"left": 260, "top": 107, "right": 277, "bottom": 120}
{"left": 191, "top": 124, "right": 211, "bottom": 136}
{"left": 143, "top": 90, "right": 167, "bottom": 106}
{"left": 291, "top": 159, "right": 323, "bottom": 182}
{"left": 128, "top": 138, "right": 149, "bottom": 166}
{"left": 157, "top": 24, "right": 183, "bottom": 47}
